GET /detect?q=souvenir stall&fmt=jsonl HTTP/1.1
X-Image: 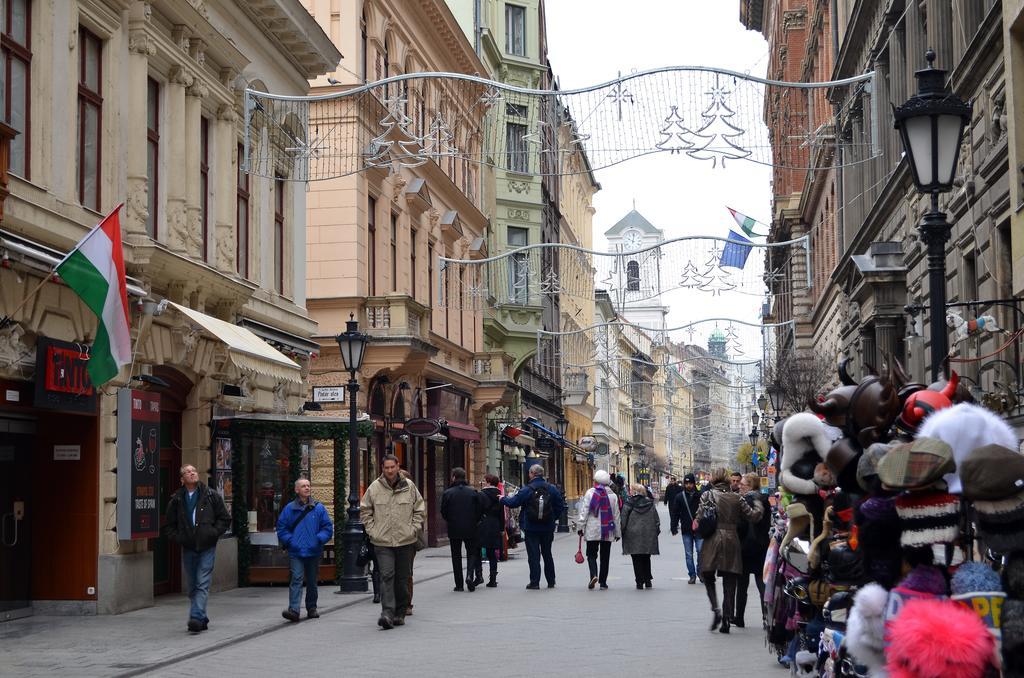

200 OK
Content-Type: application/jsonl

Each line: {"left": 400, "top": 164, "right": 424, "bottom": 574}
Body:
{"left": 761, "top": 359, "right": 1021, "bottom": 677}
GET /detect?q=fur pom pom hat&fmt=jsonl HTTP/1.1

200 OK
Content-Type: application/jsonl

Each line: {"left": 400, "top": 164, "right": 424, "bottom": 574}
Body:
{"left": 845, "top": 582, "right": 889, "bottom": 675}
{"left": 780, "top": 412, "right": 834, "bottom": 496}
{"left": 886, "top": 598, "right": 996, "bottom": 678}
{"left": 917, "top": 403, "right": 1018, "bottom": 494}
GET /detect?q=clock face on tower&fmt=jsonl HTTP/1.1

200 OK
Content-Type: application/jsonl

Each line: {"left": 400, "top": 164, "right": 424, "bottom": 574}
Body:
{"left": 623, "top": 229, "right": 644, "bottom": 251}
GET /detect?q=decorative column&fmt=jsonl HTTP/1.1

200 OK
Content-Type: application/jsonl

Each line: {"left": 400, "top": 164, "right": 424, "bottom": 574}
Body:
{"left": 874, "top": 316, "right": 899, "bottom": 366}
{"left": 126, "top": 12, "right": 155, "bottom": 239}
{"left": 859, "top": 323, "right": 878, "bottom": 374}
{"left": 953, "top": 0, "right": 982, "bottom": 61}
{"left": 165, "top": 64, "right": 191, "bottom": 252}
{"left": 214, "top": 100, "right": 238, "bottom": 274}
{"left": 889, "top": 28, "right": 907, "bottom": 110}
{"left": 905, "top": 0, "right": 926, "bottom": 78}
{"left": 926, "top": 0, "right": 954, "bottom": 70}
{"left": 185, "top": 78, "right": 207, "bottom": 259}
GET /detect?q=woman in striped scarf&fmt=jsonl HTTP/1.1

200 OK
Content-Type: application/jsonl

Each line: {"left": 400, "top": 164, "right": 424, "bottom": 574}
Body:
{"left": 577, "top": 470, "right": 621, "bottom": 589}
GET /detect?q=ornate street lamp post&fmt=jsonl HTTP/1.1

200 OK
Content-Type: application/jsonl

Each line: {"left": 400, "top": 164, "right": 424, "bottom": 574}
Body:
{"left": 756, "top": 392, "right": 768, "bottom": 413}
{"left": 336, "top": 314, "right": 370, "bottom": 593}
{"left": 765, "top": 382, "right": 785, "bottom": 422}
{"left": 624, "top": 442, "right": 633, "bottom": 484}
{"left": 893, "top": 49, "right": 972, "bottom": 382}
{"left": 554, "top": 414, "right": 570, "bottom": 533}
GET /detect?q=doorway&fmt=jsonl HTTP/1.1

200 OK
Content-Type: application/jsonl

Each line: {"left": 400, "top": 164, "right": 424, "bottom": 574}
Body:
{"left": 150, "top": 366, "right": 189, "bottom": 596}
{"left": 0, "top": 416, "right": 33, "bottom": 621}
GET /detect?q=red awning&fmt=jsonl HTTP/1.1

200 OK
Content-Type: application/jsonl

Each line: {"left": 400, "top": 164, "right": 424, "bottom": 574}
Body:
{"left": 446, "top": 421, "right": 480, "bottom": 441}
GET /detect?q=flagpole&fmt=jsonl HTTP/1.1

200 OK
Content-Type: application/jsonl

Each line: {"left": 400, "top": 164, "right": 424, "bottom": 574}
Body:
{"left": 0, "top": 203, "right": 125, "bottom": 331}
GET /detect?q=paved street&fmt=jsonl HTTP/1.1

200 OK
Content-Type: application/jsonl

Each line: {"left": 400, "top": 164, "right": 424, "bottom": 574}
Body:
{"left": 1, "top": 507, "right": 773, "bottom": 677}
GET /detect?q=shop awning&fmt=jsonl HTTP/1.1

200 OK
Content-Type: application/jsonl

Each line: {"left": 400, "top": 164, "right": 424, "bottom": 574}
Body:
{"left": 446, "top": 421, "right": 480, "bottom": 441}
{"left": 168, "top": 302, "right": 302, "bottom": 383}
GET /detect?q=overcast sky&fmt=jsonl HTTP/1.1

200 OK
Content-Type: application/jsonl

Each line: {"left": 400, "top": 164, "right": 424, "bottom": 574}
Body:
{"left": 544, "top": 0, "right": 772, "bottom": 354}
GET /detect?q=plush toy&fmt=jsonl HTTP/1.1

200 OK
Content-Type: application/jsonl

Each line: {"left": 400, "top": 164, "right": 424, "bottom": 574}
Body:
{"left": 846, "top": 583, "right": 889, "bottom": 676}
{"left": 781, "top": 412, "right": 834, "bottom": 496}
{"left": 917, "top": 402, "right": 1018, "bottom": 494}
{"left": 886, "top": 598, "right": 996, "bottom": 678}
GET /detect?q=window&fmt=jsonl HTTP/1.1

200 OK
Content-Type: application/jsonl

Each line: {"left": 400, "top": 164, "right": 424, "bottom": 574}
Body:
{"left": 505, "top": 4, "right": 526, "bottom": 56}
{"left": 368, "top": 195, "right": 377, "bottom": 295}
{"left": 391, "top": 211, "right": 398, "bottom": 292}
{"left": 2, "top": 0, "right": 31, "bottom": 177}
{"left": 508, "top": 226, "right": 528, "bottom": 303}
{"left": 360, "top": 11, "right": 367, "bottom": 82}
{"left": 626, "top": 260, "right": 640, "bottom": 291}
{"left": 459, "top": 268, "right": 465, "bottom": 345}
{"left": 236, "top": 143, "right": 250, "bottom": 278}
{"left": 146, "top": 77, "right": 159, "bottom": 238}
{"left": 428, "top": 242, "right": 434, "bottom": 328}
{"left": 77, "top": 27, "right": 102, "bottom": 211}
{"left": 506, "top": 122, "right": 528, "bottom": 173}
{"left": 410, "top": 228, "right": 417, "bottom": 300}
{"left": 274, "top": 176, "right": 285, "bottom": 294}
{"left": 200, "top": 117, "right": 209, "bottom": 260}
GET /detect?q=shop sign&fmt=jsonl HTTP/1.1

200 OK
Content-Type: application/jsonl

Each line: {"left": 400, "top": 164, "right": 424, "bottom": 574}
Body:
{"left": 116, "top": 388, "right": 161, "bottom": 540}
{"left": 34, "top": 337, "right": 97, "bottom": 413}
{"left": 53, "top": 444, "right": 81, "bottom": 461}
{"left": 535, "top": 436, "right": 557, "bottom": 451}
{"left": 578, "top": 436, "right": 597, "bottom": 451}
{"left": 312, "top": 385, "right": 345, "bottom": 403}
{"left": 405, "top": 418, "right": 441, "bottom": 437}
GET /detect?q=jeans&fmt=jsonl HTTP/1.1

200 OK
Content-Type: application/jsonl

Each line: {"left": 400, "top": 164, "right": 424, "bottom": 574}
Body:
{"left": 375, "top": 544, "right": 415, "bottom": 620}
{"left": 585, "top": 540, "right": 611, "bottom": 585}
{"left": 288, "top": 555, "right": 321, "bottom": 612}
{"left": 449, "top": 537, "right": 481, "bottom": 589}
{"left": 630, "top": 554, "right": 652, "bottom": 585}
{"left": 681, "top": 533, "right": 703, "bottom": 578}
{"left": 524, "top": 531, "right": 555, "bottom": 586}
{"left": 181, "top": 547, "right": 217, "bottom": 622}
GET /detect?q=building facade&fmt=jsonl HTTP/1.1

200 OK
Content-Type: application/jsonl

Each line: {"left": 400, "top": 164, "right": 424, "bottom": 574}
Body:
{"left": 0, "top": 0, "right": 339, "bottom": 616}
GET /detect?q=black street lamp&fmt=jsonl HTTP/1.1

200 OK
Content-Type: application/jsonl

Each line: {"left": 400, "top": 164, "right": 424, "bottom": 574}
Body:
{"left": 748, "top": 428, "right": 759, "bottom": 448}
{"left": 765, "top": 382, "right": 785, "bottom": 421}
{"left": 751, "top": 410, "right": 760, "bottom": 428}
{"left": 893, "top": 49, "right": 972, "bottom": 382}
{"left": 554, "top": 414, "right": 570, "bottom": 533}
{"left": 756, "top": 392, "right": 768, "bottom": 413}
{"left": 335, "top": 313, "right": 370, "bottom": 593}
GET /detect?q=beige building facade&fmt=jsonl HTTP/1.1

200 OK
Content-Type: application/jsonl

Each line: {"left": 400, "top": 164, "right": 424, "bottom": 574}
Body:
{"left": 0, "top": 0, "right": 339, "bottom": 616}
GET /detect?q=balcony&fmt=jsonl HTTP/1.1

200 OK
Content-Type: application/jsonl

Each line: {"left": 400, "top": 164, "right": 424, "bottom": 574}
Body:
{"left": 364, "top": 295, "right": 429, "bottom": 340}
{"left": 562, "top": 371, "right": 590, "bottom": 407}
{"left": 473, "top": 351, "right": 513, "bottom": 382}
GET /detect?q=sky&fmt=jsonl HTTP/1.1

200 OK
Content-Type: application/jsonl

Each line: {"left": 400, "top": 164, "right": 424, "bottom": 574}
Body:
{"left": 544, "top": 0, "right": 773, "bottom": 354}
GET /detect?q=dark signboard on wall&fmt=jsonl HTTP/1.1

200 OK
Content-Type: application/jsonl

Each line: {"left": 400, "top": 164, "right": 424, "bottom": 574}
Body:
{"left": 117, "top": 388, "right": 161, "bottom": 540}
{"left": 34, "top": 337, "right": 97, "bottom": 413}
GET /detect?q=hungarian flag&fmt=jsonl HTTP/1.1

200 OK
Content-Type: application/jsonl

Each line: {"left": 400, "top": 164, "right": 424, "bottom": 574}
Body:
{"left": 726, "top": 207, "right": 767, "bottom": 238}
{"left": 55, "top": 204, "right": 131, "bottom": 386}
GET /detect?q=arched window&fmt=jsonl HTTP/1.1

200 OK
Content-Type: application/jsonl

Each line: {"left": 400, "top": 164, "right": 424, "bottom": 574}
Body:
{"left": 626, "top": 260, "right": 640, "bottom": 291}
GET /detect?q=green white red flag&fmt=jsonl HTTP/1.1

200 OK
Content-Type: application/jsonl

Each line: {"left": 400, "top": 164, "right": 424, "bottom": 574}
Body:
{"left": 726, "top": 207, "right": 767, "bottom": 238}
{"left": 55, "top": 204, "right": 131, "bottom": 386}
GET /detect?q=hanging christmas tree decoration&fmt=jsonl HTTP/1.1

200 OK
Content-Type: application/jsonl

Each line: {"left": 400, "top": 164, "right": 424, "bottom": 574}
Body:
{"left": 678, "top": 260, "right": 701, "bottom": 288}
{"left": 422, "top": 111, "right": 458, "bottom": 159}
{"left": 365, "top": 94, "right": 425, "bottom": 172}
{"left": 655, "top": 106, "right": 697, "bottom": 154}
{"left": 725, "top": 323, "right": 745, "bottom": 355}
{"left": 539, "top": 269, "right": 561, "bottom": 295}
{"left": 685, "top": 77, "right": 751, "bottom": 168}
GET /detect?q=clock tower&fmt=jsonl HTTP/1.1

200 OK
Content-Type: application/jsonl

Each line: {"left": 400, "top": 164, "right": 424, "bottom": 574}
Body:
{"left": 603, "top": 209, "right": 668, "bottom": 332}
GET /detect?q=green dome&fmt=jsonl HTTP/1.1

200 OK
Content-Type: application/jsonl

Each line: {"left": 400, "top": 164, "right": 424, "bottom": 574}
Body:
{"left": 709, "top": 329, "right": 726, "bottom": 341}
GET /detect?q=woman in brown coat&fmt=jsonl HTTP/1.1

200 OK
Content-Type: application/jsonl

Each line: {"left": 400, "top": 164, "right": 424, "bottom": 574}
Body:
{"left": 697, "top": 467, "right": 763, "bottom": 634}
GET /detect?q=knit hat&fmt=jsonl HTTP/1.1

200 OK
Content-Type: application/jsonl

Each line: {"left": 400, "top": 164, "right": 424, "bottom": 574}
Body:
{"left": 951, "top": 562, "right": 1003, "bottom": 596}
{"left": 951, "top": 562, "right": 1006, "bottom": 642}
{"left": 917, "top": 402, "right": 1019, "bottom": 494}
{"left": 960, "top": 444, "right": 1024, "bottom": 501}
{"left": 593, "top": 469, "right": 611, "bottom": 485}
{"left": 877, "top": 437, "right": 955, "bottom": 490}
{"left": 1005, "top": 552, "right": 1024, "bottom": 598}
{"left": 894, "top": 491, "right": 960, "bottom": 547}
{"left": 1003, "top": 598, "right": 1024, "bottom": 677}
{"left": 973, "top": 490, "right": 1024, "bottom": 554}
{"left": 683, "top": 473, "right": 696, "bottom": 484}
{"left": 886, "top": 598, "right": 996, "bottom": 678}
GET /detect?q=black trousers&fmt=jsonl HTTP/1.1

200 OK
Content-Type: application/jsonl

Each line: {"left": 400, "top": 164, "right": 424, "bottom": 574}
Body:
{"left": 475, "top": 547, "right": 500, "bottom": 580}
{"left": 630, "top": 554, "right": 652, "bottom": 584}
{"left": 449, "top": 537, "right": 481, "bottom": 588}
{"left": 735, "top": 569, "right": 766, "bottom": 622}
{"left": 586, "top": 540, "right": 611, "bottom": 584}
{"left": 702, "top": 570, "right": 739, "bottom": 620}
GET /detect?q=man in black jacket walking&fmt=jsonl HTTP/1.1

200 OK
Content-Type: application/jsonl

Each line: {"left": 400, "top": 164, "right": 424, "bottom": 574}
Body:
{"left": 670, "top": 473, "right": 704, "bottom": 585}
{"left": 663, "top": 476, "right": 683, "bottom": 526}
{"left": 164, "top": 464, "right": 231, "bottom": 632}
{"left": 440, "top": 467, "right": 483, "bottom": 591}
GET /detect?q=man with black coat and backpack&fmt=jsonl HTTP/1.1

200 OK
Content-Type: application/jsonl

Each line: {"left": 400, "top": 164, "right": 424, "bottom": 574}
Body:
{"left": 500, "top": 464, "right": 565, "bottom": 589}
{"left": 670, "top": 473, "right": 704, "bottom": 585}
{"left": 164, "top": 464, "right": 231, "bottom": 633}
{"left": 276, "top": 477, "right": 333, "bottom": 622}
{"left": 440, "top": 467, "right": 483, "bottom": 592}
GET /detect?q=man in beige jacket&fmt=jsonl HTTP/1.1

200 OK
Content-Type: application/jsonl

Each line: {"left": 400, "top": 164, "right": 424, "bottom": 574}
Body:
{"left": 360, "top": 454, "right": 426, "bottom": 629}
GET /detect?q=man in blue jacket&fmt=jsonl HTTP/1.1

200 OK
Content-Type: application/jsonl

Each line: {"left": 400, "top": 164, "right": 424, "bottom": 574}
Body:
{"left": 501, "top": 464, "right": 565, "bottom": 589}
{"left": 276, "top": 477, "right": 333, "bottom": 621}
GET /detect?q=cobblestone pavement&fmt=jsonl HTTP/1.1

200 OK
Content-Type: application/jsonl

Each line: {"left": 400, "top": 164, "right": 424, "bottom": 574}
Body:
{"left": 1, "top": 506, "right": 777, "bottom": 677}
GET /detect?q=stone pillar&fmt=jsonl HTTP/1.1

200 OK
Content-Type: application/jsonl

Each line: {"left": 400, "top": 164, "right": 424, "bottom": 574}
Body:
{"left": 953, "top": 0, "right": 982, "bottom": 60}
{"left": 185, "top": 80, "right": 207, "bottom": 260}
{"left": 927, "top": 0, "right": 954, "bottom": 70}
{"left": 875, "top": 316, "right": 899, "bottom": 366}
{"left": 126, "top": 16, "right": 155, "bottom": 239}
{"left": 890, "top": 28, "right": 907, "bottom": 107}
{"left": 214, "top": 103, "right": 238, "bottom": 274}
{"left": 165, "top": 65, "right": 191, "bottom": 252}
{"left": 905, "top": 0, "right": 926, "bottom": 77}
{"left": 860, "top": 324, "right": 878, "bottom": 374}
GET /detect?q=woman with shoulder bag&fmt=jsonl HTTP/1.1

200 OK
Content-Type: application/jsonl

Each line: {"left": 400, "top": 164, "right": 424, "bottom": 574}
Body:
{"left": 477, "top": 474, "right": 504, "bottom": 587}
{"left": 698, "top": 467, "right": 764, "bottom": 634}
{"left": 621, "top": 483, "right": 661, "bottom": 589}
{"left": 577, "top": 470, "right": 621, "bottom": 590}
{"left": 736, "top": 472, "right": 771, "bottom": 628}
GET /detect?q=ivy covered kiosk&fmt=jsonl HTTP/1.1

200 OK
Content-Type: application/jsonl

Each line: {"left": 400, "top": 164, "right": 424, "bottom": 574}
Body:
{"left": 210, "top": 413, "right": 374, "bottom": 586}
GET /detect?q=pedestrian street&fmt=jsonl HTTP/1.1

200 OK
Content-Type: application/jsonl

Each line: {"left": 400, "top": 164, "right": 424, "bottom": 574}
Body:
{"left": 0, "top": 506, "right": 769, "bottom": 678}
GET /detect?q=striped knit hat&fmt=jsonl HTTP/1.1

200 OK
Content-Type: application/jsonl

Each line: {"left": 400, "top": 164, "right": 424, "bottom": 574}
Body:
{"left": 895, "top": 491, "right": 960, "bottom": 548}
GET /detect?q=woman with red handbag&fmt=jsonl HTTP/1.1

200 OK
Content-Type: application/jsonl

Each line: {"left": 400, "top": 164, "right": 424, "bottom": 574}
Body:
{"left": 577, "top": 470, "right": 621, "bottom": 590}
